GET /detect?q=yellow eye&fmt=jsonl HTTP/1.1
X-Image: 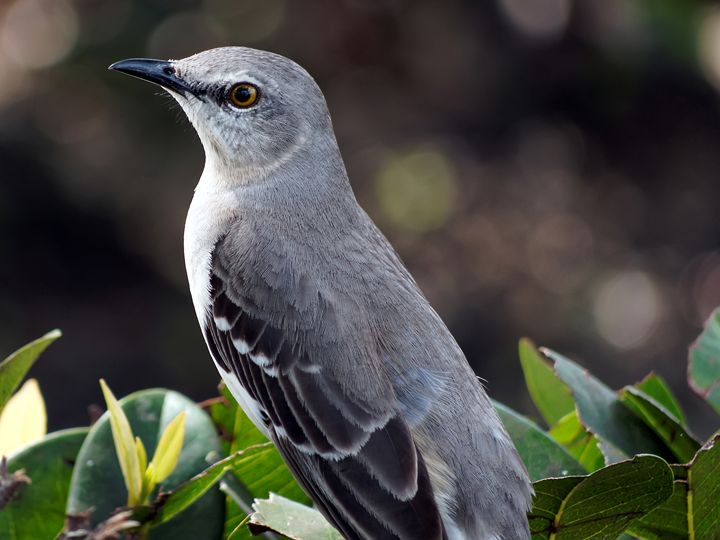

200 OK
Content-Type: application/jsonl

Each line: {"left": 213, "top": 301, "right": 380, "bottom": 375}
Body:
{"left": 229, "top": 83, "right": 259, "bottom": 108}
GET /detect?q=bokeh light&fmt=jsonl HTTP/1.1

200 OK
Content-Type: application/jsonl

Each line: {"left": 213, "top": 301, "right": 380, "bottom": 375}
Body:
{"left": 498, "top": 0, "right": 571, "bottom": 40}
{"left": 1, "top": 0, "right": 78, "bottom": 69}
{"left": 699, "top": 8, "right": 720, "bottom": 91}
{"left": 375, "top": 146, "right": 457, "bottom": 233}
{"left": 593, "top": 271, "right": 663, "bottom": 350}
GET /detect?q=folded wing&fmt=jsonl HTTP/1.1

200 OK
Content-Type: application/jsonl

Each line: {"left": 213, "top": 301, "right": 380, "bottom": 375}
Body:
{"left": 204, "top": 242, "right": 446, "bottom": 540}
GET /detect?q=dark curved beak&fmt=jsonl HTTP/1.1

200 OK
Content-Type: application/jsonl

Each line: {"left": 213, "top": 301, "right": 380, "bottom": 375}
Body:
{"left": 108, "top": 58, "right": 194, "bottom": 97}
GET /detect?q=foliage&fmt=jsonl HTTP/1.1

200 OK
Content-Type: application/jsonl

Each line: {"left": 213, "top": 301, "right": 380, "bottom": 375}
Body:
{"left": 0, "top": 378, "right": 46, "bottom": 457}
{"left": 66, "top": 388, "right": 224, "bottom": 540}
{"left": 248, "top": 494, "right": 343, "bottom": 540}
{"left": 1, "top": 308, "right": 720, "bottom": 540}
{"left": 98, "top": 379, "right": 187, "bottom": 507}
{"left": 529, "top": 455, "right": 673, "bottom": 539}
{"left": 0, "top": 329, "right": 59, "bottom": 413}
{"left": 0, "top": 428, "right": 87, "bottom": 539}
{"left": 689, "top": 307, "right": 720, "bottom": 415}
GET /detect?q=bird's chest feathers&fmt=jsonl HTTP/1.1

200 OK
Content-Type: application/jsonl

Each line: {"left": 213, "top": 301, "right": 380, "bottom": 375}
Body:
{"left": 183, "top": 182, "right": 237, "bottom": 325}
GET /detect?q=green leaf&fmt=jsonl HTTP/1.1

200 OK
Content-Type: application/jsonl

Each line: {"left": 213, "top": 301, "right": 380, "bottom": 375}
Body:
{"left": 249, "top": 493, "right": 343, "bottom": 540}
{"left": 619, "top": 386, "right": 700, "bottom": 463}
{"left": 628, "top": 436, "right": 720, "bottom": 540}
{"left": 544, "top": 348, "right": 674, "bottom": 461}
{"left": 519, "top": 338, "right": 575, "bottom": 426}
{"left": 529, "top": 454, "right": 674, "bottom": 539}
{"left": 689, "top": 308, "right": 720, "bottom": 414}
{"left": 207, "top": 389, "right": 244, "bottom": 457}
{"left": 67, "top": 389, "right": 224, "bottom": 540}
{"left": 494, "top": 402, "right": 584, "bottom": 480}
{"left": 0, "top": 428, "right": 87, "bottom": 540}
{"left": 0, "top": 330, "right": 61, "bottom": 413}
{"left": 636, "top": 373, "right": 687, "bottom": 426}
{"left": 154, "top": 444, "right": 273, "bottom": 525}
{"left": 626, "top": 476, "right": 689, "bottom": 540}
{"left": 548, "top": 411, "right": 605, "bottom": 472}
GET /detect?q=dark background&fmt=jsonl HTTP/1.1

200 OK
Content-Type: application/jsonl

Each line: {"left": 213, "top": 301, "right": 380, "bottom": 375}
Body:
{"left": 1, "top": 0, "right": 719, "bottom": 437}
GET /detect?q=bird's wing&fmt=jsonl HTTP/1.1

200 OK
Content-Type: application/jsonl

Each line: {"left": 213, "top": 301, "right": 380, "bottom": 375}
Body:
{"left": 205, "top": 236, "right": 446, "bottom": 540}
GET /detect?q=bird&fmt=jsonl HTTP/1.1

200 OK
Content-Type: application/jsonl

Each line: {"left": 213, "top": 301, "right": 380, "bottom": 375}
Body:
{"left": 109, "top": 47, "right": 532, "bottom": 540}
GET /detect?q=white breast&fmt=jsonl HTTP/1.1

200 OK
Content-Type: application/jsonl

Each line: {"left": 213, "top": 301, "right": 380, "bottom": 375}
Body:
{"left": 183, "top": 171, "right": 237, "bottom": 327}
{"left": 184, "top": 172, "right": 271, "bottom": 436}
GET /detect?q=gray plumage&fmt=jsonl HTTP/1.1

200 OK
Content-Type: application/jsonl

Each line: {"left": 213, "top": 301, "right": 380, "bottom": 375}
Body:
{"left": 110, "top": 47, "right": 532, "bottom": 540}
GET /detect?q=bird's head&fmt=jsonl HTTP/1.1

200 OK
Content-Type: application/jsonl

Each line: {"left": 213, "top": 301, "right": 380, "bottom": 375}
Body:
{"left": 110, "top": 47, "right": 332, "bottom": 181}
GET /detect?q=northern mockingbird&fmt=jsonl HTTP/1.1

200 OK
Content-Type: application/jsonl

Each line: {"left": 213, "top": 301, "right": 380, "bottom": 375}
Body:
{"left": 110, "top": 47, "right": 532, "bottom": 540}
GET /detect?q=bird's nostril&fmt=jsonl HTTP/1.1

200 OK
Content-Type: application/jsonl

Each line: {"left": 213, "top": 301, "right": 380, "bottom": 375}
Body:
{"left": 162, "top": 66, "right": 174, "bottom": 76}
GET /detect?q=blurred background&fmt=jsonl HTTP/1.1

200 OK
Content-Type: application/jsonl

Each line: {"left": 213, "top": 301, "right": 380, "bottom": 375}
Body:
{"left": 1, "top": 0, "right": 720, "bottom": 437}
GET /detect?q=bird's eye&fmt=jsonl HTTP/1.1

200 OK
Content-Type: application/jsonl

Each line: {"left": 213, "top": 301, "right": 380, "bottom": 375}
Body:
{"left": 229, "top": 83, "right": 259, "bottom": 108}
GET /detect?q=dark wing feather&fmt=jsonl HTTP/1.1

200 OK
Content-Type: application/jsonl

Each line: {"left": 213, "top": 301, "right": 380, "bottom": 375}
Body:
{"left": 204, "top": 243, "right": 446, "bottom": 540}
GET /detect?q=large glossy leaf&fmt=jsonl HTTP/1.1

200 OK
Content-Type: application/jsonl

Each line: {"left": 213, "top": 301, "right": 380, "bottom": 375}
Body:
{"left": 619, "top": 386, "right": 700, "bottom": 462}
{"left": 626, "top": 468, "right": 689, "bottom": 540}
{"left": 518, "top": 338, "right": 575, "bottom": 426}
{"left": 636, "top": 373, "right": 686, "bottom": 426}
{"left": 689, "top": 436, "right": 720, "bottom": 539}
{"left": 544, "top": 348, "right": 673, "bottom": 461}
{"left": 529, "top": 455, "right": 674, "bottom": 539}
{"left": 67, "top": 389, "right": 224, "bottom": 539}
{"left": 249, "top": 493, "right": 342, "bottom": 540}
{"left": 494, "top": 402, "right": 584, "bottom": 480}
{"left": 154, "top": 444, "right": 274, "bottom": 525}
{"left": 689, "top": 308, "right": 720, "bottom": 414}
{"left": 548, "top": 411, "right": 605, "bottom": 472}
{"left": 628, "top": 436, "right": 720, "bottom": 540}
{"left": 0, "top": 428, "right": 87, "bottom": 540}
{"left": 0, "top": 330, "right": 61, "bottom": 412}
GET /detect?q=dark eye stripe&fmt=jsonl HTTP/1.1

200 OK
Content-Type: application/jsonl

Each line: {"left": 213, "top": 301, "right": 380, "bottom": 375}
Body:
{"left": 187, "top": 82, "right": 261, "bottom": 109}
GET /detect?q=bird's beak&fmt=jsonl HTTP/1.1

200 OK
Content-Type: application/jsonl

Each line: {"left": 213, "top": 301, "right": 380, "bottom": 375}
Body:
{"left": 108, "top": 58, "right": 195, "bottom": 97}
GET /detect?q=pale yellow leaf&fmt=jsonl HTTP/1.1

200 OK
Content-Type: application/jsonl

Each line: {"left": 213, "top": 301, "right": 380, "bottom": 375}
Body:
{"left": 100, "top": 379, "right": 143, "bottom": 506}
{"left": 0, "top": 379, "right": 46, "bottom": 456}
{"left": 135, "top": 436, "right": 147, "bottom": 474}
{"left": 144, "top": 462, "right": 156, "bottom": 494}
{"left": 149, "top": 411, "right": 186, "bottom": 483}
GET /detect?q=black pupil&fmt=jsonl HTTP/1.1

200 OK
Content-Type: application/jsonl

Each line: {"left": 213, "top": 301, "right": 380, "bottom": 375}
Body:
{"left": 235, "top": 86, "right": 252, "bottom": 103}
